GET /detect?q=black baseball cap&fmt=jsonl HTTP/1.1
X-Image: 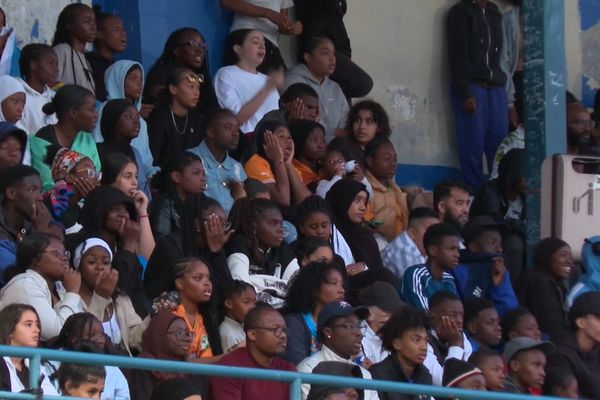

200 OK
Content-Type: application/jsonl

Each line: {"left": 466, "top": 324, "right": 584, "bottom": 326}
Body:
{"left": 462, "top": 215, "right": 509, "bottom": 245}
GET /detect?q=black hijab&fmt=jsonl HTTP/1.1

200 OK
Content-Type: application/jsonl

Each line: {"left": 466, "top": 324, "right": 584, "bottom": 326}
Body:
{"left": 98, "top": 99, "right": 136, "bottom": 159}
{"left": 325, "top": 178, "right": 384, "bottom": 273}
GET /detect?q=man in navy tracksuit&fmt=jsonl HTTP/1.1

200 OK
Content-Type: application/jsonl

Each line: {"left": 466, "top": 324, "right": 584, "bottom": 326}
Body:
{"left": 447, "top": 0, "right": 508, "bottom": 192}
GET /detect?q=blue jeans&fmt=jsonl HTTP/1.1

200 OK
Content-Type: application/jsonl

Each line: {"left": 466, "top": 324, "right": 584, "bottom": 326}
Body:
{"left": 451, "top": 83, "right": 508, "bottom": 192}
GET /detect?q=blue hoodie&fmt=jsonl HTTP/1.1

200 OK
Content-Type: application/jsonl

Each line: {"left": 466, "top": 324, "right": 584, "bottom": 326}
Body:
{"left": 93, "top": 60, "right": 159, "bottom": 178}
{"left": 567, "top": 235, "right": 600, "bottom": 307}
{"left": 453, "top": 250, "right": 518, "bottom": 317}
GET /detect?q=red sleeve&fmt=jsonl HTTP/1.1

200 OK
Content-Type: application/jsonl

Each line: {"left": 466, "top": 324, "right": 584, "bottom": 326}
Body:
{"left": 209, "top": 374, "right": 243, "bottom": 400}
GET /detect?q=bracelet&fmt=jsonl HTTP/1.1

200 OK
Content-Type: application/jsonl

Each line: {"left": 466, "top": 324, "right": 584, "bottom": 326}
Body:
{"left": 138, "top": 214, "right": 149, "bottom": 219}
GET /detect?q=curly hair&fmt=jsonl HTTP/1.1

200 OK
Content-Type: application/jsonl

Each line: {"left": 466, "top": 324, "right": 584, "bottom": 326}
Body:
{"left": 345, "top": 100, "right": 391, "bottom": 139}
{"left": 283, "top": 261, "right": 343, "bottom": 314}
{"left": 380, "top": 307, "right": 430, "bottom": 353}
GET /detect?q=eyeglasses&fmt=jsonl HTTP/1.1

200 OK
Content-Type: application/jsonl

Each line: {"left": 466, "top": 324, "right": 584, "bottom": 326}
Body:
{"left": 167, "top": 328, "right": 194, "bottom": 340}
{"left": 75, "top": 168, "right": 102, "bottom": 181}
{"left": 184, "top": 73, "right": 204, "bottom": 84}
{"left": 250, "top": 326, "right": 289, "bottom": 337}
{"left": 42, "top": 249, "right": 70, "bottom": 260}
{"left": 568, "top": 119, "right": 595, "bottom": 127}
{"left": 331, "top": 323, "right": 366, "bottom": 335}
{"left": 178, "top": 41, "right": 208, "bottom": 51}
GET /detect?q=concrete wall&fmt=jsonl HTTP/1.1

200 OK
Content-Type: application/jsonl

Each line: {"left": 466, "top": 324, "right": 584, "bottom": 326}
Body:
{"left": 1, "top": 0, "right": 90, "bottom": 46}
{"left": 342, "top": 0, "right": 583, "bottom": 187}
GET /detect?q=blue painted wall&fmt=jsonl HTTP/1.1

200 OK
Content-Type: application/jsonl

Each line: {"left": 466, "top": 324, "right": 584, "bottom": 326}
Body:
{"left": 92, "top": 0, "right": 232, "bottom": 76}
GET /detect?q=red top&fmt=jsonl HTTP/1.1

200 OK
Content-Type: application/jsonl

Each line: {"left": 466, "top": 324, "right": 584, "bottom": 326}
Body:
{"left": 209, "top": 347, "right": 296, "bottom": 400}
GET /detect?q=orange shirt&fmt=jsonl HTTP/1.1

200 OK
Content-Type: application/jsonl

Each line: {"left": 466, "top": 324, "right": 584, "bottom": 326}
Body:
{"left": 244, "top": 154, "right": 303, "bottom": 184}
{"left": 292, "top": 159, "right": 319, "bottom": 186}
{"left": 173, "top": 304, "right": 213, "bottom": 358}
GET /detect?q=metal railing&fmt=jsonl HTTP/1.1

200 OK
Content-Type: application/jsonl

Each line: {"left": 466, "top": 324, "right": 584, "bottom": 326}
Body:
{"left": 0, "top": 345, "right": 560, "bottom": 399}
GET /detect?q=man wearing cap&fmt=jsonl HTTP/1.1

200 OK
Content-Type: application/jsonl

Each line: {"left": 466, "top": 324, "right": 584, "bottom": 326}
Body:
{"left": 296, "top": 301, "right": 379, "bottom": 400}
{"left": 503, "top": 337, "right": 555, "bottom": 394}
{"left": 453, "top": 215, "right": 517, "bottom": 316}
{"left": 359, "top": 282, "right": 405, "bottom": 365}
{"left": 548, "top": 291, "right": 600, "bottom": 399}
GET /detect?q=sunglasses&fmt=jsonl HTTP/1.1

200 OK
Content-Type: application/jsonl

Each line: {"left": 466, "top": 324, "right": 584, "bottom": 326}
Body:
{"left": 184, "top": 73, "right": 204, "bottom": 84}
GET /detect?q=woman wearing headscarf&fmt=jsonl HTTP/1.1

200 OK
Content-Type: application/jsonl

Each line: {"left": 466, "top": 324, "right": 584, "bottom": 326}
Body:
{"left": 42, "top": 146, "right": 100, "bottom": 233}
{"left": 325, "top": 178, "right": 397, "bottom": 298}
{"left": 516, "top": 237, "right": 574, "bottom": 340}
{"left": 0, "top": 76, "right": 29, "bottom": 163}
{"left": 130, "top": 312, "right": 204, "bottom": 400}
{"left": 97, "top": 98, "right": 151, "bottom": 196}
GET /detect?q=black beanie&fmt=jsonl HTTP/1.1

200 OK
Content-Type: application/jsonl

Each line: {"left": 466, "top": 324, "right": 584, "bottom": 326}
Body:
{"left": 100, "top": 99, "right": 135, "bottom": 141}
{"left": 442, "top": 359, "right": 483, "bottom": 388}
{"left": 532, "top": 237, "right": 570, "bottom": 270}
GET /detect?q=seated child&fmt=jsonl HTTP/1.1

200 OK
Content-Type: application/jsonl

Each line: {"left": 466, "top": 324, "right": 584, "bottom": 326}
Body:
{"left": 57, "top": 363, "right": 106, "bottom": 398}
{"left": 400, "top": 223, "right": 461, "bottom": 310}
{"left": 425, "top": 291, "right": 473, "bottom": 386}
{"left": 316, "top": 149, "right": 373, "bottom": 200}
{"left": 501, "top": 307, "right": 542, "bottom": 342}
{"left": 542, "top": 368, "right": 579, "bottom": 399}
{"left": 464, "top": 298, "right": 502, "bottom": 352}
{"left": 0, "top": 123, "right": 27, "bottom": 169}
{"left": 454, "top": 215, "right": 518, "bottom": 316}
{"left": 17, "top": 44, "right": 59, "bottom": 138}
{"left": 364, "top": 137, "right": 408, "bottom": 243}
{"left": 469, "top": 347, "right": 506, "bottom": 391}
{"left": 262, "top": 82, "right": 319, "bottom": 124}
{"left": 442, "top": 358, "right": 487, "bottom": 391}
{"left": 370, "top": 306, "right": 433, "bottom": 398}
{"left": 503, "top": 337, "right": 555, "bottom": 394}
{"left": 219, "top": 279, "right": 257, "bottom": 353}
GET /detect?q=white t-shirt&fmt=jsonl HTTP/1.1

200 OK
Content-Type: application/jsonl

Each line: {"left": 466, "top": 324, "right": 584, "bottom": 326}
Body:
{"left": 214, "top": 65, "right": 279, "bottom": 133}
{"left": 229, "top": 0, "right": 294, "bottom": 45}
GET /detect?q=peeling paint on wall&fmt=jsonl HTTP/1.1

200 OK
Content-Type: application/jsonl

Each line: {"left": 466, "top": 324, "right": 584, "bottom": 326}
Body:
{"left": 388, "top": 85, "right": 417, "bottom": 121}
{"left": 1, "top": 0, "right": 90, "bottom": 47}
{"left": 581, "top": 20, "right": 600, "bottom": 90}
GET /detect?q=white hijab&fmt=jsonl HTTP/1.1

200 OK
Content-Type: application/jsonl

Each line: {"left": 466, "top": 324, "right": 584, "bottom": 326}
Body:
{"left": 0, "top": 75, "right": 25, "bottom": 123}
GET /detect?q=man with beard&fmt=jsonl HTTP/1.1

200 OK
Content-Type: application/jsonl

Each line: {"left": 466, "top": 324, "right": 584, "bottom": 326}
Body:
{"left": 189, "top": 108, "right": 247, "bottom": 214}
{"left": 210, "top": 305, "right": 296, "bottom": 400}
{"left": 566, "top": 101, "right": 593, "bottom": 156}
{"left": 433, "top": 180, "right": 470, "bottom": 233}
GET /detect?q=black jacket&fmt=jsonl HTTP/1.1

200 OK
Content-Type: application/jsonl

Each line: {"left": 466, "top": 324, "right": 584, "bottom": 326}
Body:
{"left": 446, "top": 0, "right": 507, "bottom": 99}
{"left": 294, "top": 0, "right": 351, "bottom": 58}
{"left": 516, "top": 268, "right": 570, "bottom": 340}
{"left": 548, "top": 333, "right": 600, "bottom": 400}
{"left": 370, "top": 355, "right": 433, "bottom": 400}
{"left": 283, "top": 312, "right": 312, "bottom": 365}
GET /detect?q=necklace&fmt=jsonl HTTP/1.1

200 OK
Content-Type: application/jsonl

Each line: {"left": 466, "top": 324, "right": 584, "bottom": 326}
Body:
{"left": 170, "top": 108, "right": 188, "bottom": 135}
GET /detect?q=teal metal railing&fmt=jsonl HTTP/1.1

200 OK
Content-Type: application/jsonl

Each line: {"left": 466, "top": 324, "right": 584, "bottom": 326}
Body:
{"left": 0, "top": 345, "right": 560, "bottom": 399}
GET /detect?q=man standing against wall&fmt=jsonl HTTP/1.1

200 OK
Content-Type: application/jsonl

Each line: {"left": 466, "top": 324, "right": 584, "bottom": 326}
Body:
{"left": 447, "top": 0, "right": 508, "bottom": 192}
